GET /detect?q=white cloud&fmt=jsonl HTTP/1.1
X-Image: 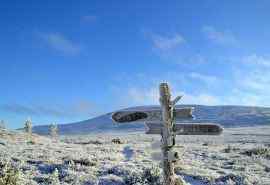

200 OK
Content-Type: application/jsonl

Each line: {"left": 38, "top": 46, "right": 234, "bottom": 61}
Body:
{"left": 237, "top": 70, "right": 269, "bottom": 91}
{"left": 126, "top": 87, "right": 159, "bottom": 106}
{"left": 189, "top": 72, "right": 219, "bottom": 85}
{"left": 40, "top": 33, "right": 81, "bottom": 55}
{"left": 124, "top": 82, "right": 270, "bottom": 107}
{"left": 202, "top": 26, "right": 237, "bottom": 45}
{"left": 113, "top": 53, "right": 270, "bottom": 108}
{"left": 223, "top": 89, "right": 268, "bottom": 107}
{"left": 124, "top": 84, "right": 221, "bottom": 106}
{"left": 181, "top": 93, "right": 221, "bottom": 105}
{"left": 150, "top": 33, "right": 185, "bottom": 51}
{"left": 229, "top": 54, "right": 270, "bottom": 106}
{"left": 237, "top": 54, "right": 270, "bottom": 91}
{"left": 242, "top": 54, "right": 270, "bottom": 67}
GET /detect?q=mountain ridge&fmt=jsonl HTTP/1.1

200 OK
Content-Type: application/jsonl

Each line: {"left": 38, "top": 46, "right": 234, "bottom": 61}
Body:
{"left": 32, "top": 105, "right": 270, "bottom": 135}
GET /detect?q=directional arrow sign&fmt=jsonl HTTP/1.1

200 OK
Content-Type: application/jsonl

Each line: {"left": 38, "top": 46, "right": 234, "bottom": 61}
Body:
{"left": 111, "top": 107, "right": 193, "bottom": 123}
{"left": 145, "top": 122, "right": 223, "bottom": 135}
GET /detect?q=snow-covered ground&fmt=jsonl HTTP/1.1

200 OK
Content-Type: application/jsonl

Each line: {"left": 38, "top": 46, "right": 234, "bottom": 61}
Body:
{"left": 0, "top": 126, "right": 270, "bottom": 185}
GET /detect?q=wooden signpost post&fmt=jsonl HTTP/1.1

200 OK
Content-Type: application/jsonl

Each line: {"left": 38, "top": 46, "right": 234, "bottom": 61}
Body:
{"left": 112, "top": 82, "right": 223, "bottom": 185}
{"left": 159, "top": 83, "right": 182, "bottom": 185}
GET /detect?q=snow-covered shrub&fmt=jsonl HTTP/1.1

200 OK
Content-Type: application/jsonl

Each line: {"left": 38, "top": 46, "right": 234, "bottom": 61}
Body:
{"left": 38, "top": 163, "right": 66, "bottom": 176}
{"left": 99, "top": 174, "right": 124, "bottom": 185}
{"left": 112, "top": 138, "right": 123, "bottom": 144}
{"left": 214, "top": 173, "right": 250, "bottom": 185}
{"left": 141, "top": 166, "right": 162, "bottom": 184}
{"left": 224, "top": 145, "right": 232, "bottom": 153}
{"left": 122, "top": 169, "right": 143, "bottom": 184}
{"left": 103, "top": 165, "right": 162, "bottom": 185}
{"left": 63, "top": 157, "right": 96, "bottom": 167}
{"left": 0, "top": 161, "right": 24, "bottom": 185}
{"left": 49, "top": 168, "right": 60, "bottom": 185}
{"left": 242, "top": 147, "right": 270, "bottom": 159}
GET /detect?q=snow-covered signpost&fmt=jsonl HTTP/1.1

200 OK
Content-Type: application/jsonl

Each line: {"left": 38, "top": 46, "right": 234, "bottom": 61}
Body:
{"left": 159, "top": 83, "right": 183, "bottom": 185}
{"left": 112, "top": 82, "right": 223, "bottom": 185}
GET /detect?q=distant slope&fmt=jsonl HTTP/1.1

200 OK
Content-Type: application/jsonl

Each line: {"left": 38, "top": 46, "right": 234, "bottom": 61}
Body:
{"left": 32, "top": 105, "right": 270, "bottom": 135}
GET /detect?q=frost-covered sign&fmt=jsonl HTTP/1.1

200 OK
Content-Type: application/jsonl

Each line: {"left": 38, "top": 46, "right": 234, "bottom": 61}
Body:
{"left": 112, "top": 107, "right": 193, "bottom": 123}
{"left": 112, "top": 83, "right": 223, "bottom": 185}
{"left": 145, "top": 122, "right": 223, "bottom": 135}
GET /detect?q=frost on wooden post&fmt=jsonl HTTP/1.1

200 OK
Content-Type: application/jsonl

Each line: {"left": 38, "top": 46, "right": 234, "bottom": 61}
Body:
{"left": 159, "top": 83, "right": 186, "bottom": 185}
{"left": 49, "top": 123, "right": 58, "bottom": 140}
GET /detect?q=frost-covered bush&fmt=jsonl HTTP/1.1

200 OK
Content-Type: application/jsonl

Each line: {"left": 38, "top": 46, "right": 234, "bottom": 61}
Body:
{"left": 99, "top": 174, "right": 124, "bottom": 185}
{"left": 214, "top": 173, "right": 251, "bottom": 185}
{"left": 63, "top": 157, "right": 97, "bottom": 167}
{"left": 224, "top": 145, "right": 232, "bottom": 153}
{"left": 123, "top": 166, "right": 162, "bottom": 185}
{"left": 48, "top": 168, "right": 60, "bottom": 185}
{"left": 111, "top": 138, "right": 123, "bottom": 144}
{"left": 122, "top": 169, "right": 143, "bottom": 184}
{"left": 103, "top": 165, "right": 162, "bottom": 185}
{"left": 242, "top": 147, "right": 270, "bottom": 159}
{"left": 0, "top": 161, "right": 24, "bottom": 185}
{"left": 38, "top": 163, "right": 66, "bottom": 176}
{"left": 141, "top": 166, "right": 162, "bottom": 184}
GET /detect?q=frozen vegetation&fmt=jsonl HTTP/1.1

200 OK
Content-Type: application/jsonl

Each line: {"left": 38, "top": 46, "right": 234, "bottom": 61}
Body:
{"left": 0, "top": 126, "right": 270, "bottom": 185}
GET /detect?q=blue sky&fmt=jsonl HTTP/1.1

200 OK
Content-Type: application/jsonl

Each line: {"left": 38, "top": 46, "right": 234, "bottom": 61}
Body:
{"left": 1, "top": 0, "right": 270, "bottom": 128}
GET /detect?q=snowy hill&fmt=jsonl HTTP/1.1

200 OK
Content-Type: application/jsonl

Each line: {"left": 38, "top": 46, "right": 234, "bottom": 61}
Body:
{"left": 32, "top": 105, "right": 270, "bottom": 135}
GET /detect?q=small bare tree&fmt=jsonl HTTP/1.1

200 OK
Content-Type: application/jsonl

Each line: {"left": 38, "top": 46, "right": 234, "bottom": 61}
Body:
{"left": 0, "top": 120, "right": 5, "bottom": 130}
{"left": 24, "top": 118, "right": 32, "bottom": 134}
{"left": 24, "top": 118, "right": 32, "bottom": 143}
{"left": 49, "top": 123, "right": 58, "bottom": 140}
